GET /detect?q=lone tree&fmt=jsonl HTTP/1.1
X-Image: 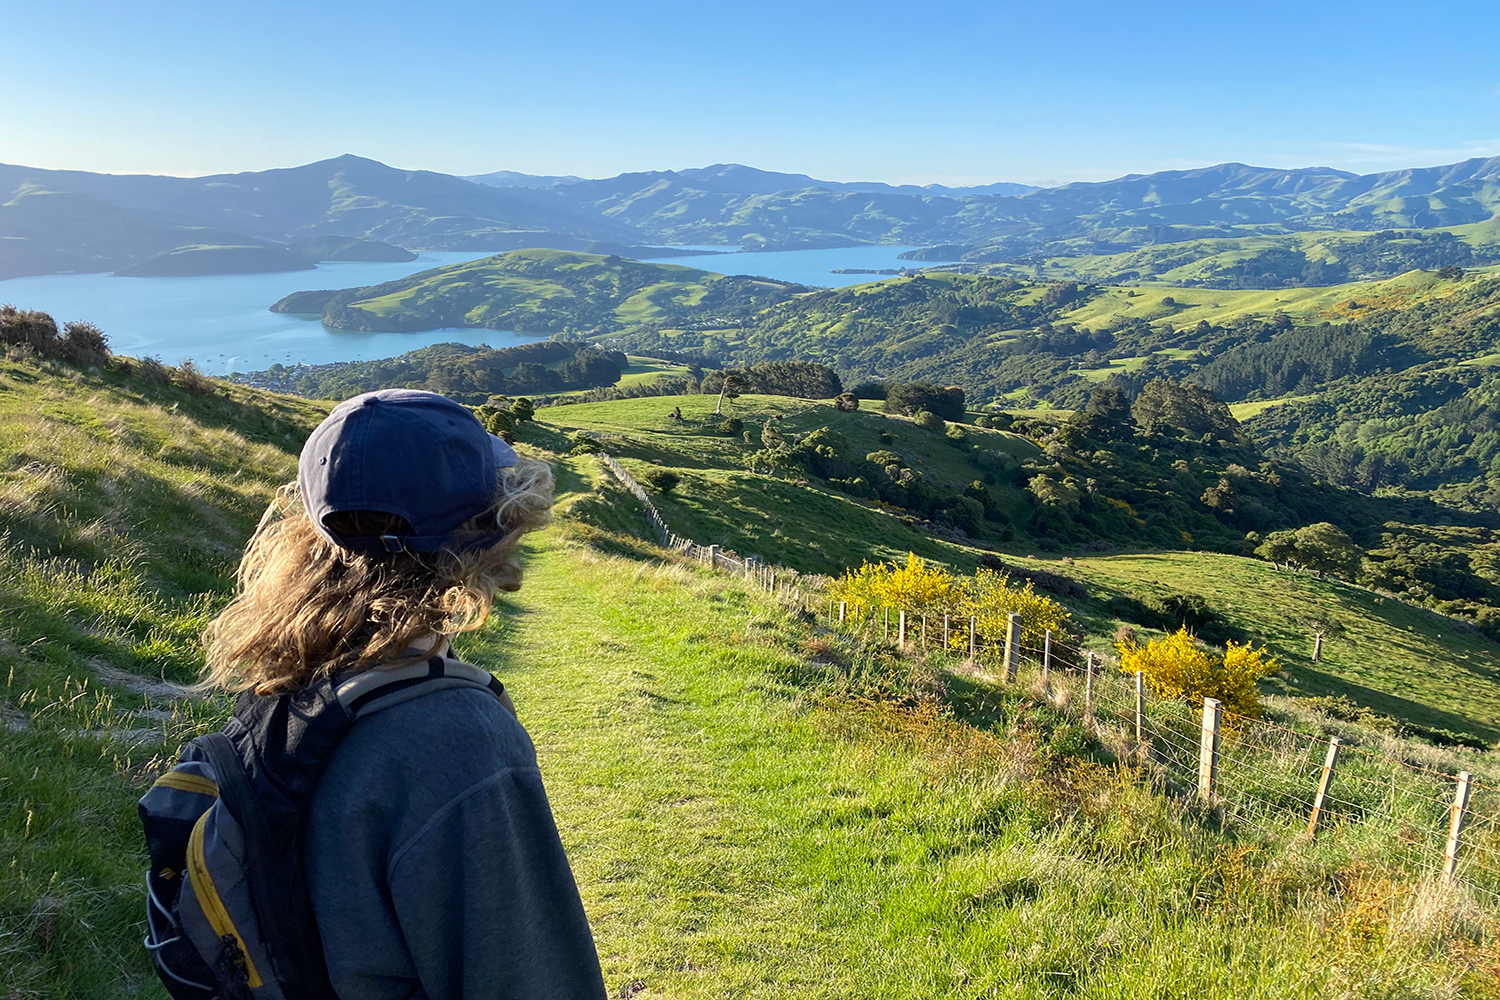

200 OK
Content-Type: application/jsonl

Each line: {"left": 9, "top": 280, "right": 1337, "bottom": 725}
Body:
{"left": 1255, "top": 522, "right": 1362, "bottom": 581}
{"left": 1299, "top": 615, "right": 1349, "bottom": 663}
{"left": 715, "top": 370, "right": 747, "bottom": 415}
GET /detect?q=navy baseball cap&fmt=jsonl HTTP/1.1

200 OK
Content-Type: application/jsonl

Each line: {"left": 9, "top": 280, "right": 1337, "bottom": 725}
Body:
{"left": 299, "top": 389, "right": 519, "bottom": 552}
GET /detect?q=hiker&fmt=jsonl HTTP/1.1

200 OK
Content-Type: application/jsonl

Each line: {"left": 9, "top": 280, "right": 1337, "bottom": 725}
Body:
{"left": 141, "top": 389, "right": 607, "bottom": 999}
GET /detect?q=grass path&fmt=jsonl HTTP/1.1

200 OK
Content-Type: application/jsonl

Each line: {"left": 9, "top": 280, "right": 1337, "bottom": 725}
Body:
{"left": 457, "top": 535, "right": 1493, "bottom": 998}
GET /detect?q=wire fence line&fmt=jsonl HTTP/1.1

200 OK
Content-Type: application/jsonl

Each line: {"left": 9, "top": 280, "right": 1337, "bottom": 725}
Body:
{"left": 822, "top": 600, "right": 1500, "bottom": 910}
{"left": 596, "top": 450, "right": 1500, "bottom": 909}
{"left": 597, "top": 453, "right": 814, "bottom": 593}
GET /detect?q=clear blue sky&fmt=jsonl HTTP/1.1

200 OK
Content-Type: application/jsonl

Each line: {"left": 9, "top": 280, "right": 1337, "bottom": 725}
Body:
{"left": 2, "top": 0, "right": 1496, "bottom": 184}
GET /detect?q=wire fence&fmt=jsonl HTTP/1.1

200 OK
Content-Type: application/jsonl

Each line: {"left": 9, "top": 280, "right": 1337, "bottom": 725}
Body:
{"left": 597, "top": 449, "right": 1500, "bottom": 911}
{"left": 597, "top": 452, "right": 815, "bottom": 594}
{"left": 821, "top": 602, "right": 1500, "bottom": 909}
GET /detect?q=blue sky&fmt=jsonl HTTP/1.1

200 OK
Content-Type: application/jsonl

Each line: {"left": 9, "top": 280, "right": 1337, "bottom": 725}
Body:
{"left": 1, "top": 0, "right": 1496, "bottom": 184}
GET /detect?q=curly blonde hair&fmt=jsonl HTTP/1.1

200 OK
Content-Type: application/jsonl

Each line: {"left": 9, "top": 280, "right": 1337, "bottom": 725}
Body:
{"left": 202, "top": 457, "right": 554, "bottom": 693}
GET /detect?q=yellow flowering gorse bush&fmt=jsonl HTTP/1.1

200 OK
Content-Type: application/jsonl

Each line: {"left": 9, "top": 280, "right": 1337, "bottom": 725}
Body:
{"left": 831, "top": 553, "right": 955, "bottom": 615}
{"left": 956, "top": 568, "right": 1072, "bottom": 655}
{"left": 830, "top": 555, "right": 1072, "bottom": 657}
{"left": 1118, "top": 627, "right": 1280, "bottom": 718}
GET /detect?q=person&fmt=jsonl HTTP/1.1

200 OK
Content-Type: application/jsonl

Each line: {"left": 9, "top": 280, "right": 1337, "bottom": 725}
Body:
{"left": 199, "top": 388, "right": 607, "bottom": 999}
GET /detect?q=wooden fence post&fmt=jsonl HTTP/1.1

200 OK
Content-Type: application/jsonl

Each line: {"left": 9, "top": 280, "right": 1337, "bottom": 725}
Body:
{"left": 1307, "top": 736, "right": 1341, "bottom": 837}
{"left": 922, "top": 615, "right": 928, "bottom": 651}
{"left": 1084, "top": 652, "right": 1095, "bottom": 717}
{"left": 883, "top": 608, "right": 890, "bottom": 641}
{"left": 1443, "top": 771, "right": 1474, "bottom": 885}
{"left": 1198, "top": 697, "right": 1221, "bottom": 801}
{"left": 838, "top": 601, "right": 846, "bottom": 625}
{"left": 943, "top": 615, "right": 950, "bottom": 652}
{"left": 898, "top": 610, "right": 907, "bottom": 648}
{"left": 1002, "top": 613, "right": 1020, "bottom": 681}
{"left": 968, "top": 615, "right": 978, "bottom": 668}
{"left": 1134, "top": 671, "right": 1145, "bottom": 743}
{"left": 1042, "top": 630, "right": 1052, "bottom": 685}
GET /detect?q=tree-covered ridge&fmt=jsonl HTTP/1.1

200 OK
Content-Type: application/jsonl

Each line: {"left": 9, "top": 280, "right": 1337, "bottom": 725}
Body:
{"left": 235, "top": 340, "right": 630, "bottom": 402}
{"left": 278, "top": 249, "right": 807, "bottom": 334}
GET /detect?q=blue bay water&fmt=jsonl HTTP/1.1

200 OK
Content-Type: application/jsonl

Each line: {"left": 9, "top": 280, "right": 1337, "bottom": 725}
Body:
{"left": 0, "top": 246, "right": 923, "bottom": 374}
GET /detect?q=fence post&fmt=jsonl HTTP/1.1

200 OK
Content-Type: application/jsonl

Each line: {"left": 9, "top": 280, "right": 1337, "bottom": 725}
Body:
{"left": 838, "top": 601, "right": 846, "bottom": 625}
{"left": 1002, "top": 613, "right": 1020, "bottom": 681}
{"left": 898, "top": 610, "right": 906, "bottom": 648}
{"left": 1443, "top": 771, "right": 1474, "bottom": 885}
{"left": 1084, "top": 652, "right": 1095, "bottom": 717}
{"left": 1307, "top": 736, "right": 1342, "bottom": 837}
{"left": 1134, "top": 671, "right": 1145, "bottom": 743}
{"left": 922, "top": 614, "right": 928, "bottom": 651}
{"left": 883, "top": 608, "right": 890, "bottom": 641}
{"left": 968, "top": 616, "right": 978, "bottom": 668}
{"left": 1042, "top": 630, "right": 1052, "bottom": 685}
{"left": 1198, "top": 697, "right": 1221, "bottom": 801}
{"left": 943, "top": 615, "right": 950, "bottom": 652}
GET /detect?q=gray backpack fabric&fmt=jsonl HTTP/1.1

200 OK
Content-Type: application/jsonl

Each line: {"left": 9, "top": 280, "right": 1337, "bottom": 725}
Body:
{"left": 140, "top": 655, "right": 507, "bottom": 999}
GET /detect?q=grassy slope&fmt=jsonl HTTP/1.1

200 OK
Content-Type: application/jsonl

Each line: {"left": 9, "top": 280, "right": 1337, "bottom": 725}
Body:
{"left": 1027, "top": 229, "right": 1499, "bottom": 288}
{"left": 338, "top": 249, "right": 728, "bottom": 328}
{"left": 546, "top": 393, "right": 1040, "bottom": 573}
{"left": 1009, "top": 549, "right": 1500, "bottom": 740}
{"left": 540, "top": 394, "right": 1500, "bottom": 740}
{"left": 1058, "top": 269, "right": 1466, "bottom": 331}
{"left": 3, "top": 363, "right": 1499, "bottom": 997}
{"left": 0, "top": 359, "right": 329, "bottom": 998}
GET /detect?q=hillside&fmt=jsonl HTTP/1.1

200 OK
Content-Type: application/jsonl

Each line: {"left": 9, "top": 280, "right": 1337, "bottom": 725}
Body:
{"left": 540, "top": 392, "right": 1500, "bottom": 741}
{"left": 6, "top": 354, "right": 1500, "bottom": 997}
{"left": 286, "top": 235, "right": 418, "bottom": 262}
{"left": 284, "top": 248, "right": 808, "bottom": 333}
{"left": 113, "top": 244, "right": 318, "bottom": 276}
{"left": 5, "top": 152, "right": 1500, "bottom": 281}
{"left": 1016, "top": 228, "right": 1486, "bottom": 288}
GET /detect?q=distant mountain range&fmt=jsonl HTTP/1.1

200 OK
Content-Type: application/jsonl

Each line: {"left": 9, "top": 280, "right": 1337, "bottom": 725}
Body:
{"left": 2, "top": 153, "right": 1497, "bottom": 282}
{"left": 467, "top": 163, "right": 1043, "bottom": 198}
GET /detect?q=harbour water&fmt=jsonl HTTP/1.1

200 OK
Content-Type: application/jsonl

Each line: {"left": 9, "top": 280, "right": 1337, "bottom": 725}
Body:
{"left": 0, "top": 245, "right": 923, "bottom": 373}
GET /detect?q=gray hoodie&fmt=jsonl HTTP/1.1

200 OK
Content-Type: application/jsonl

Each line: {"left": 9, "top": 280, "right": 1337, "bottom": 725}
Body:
{"left": 304, "top": 684, "right": 608, "bottom": 999}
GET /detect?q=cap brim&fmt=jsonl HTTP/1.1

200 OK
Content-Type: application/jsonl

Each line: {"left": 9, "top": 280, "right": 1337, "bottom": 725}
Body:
{"left": 491, "top": 435, "right": 519, "bottom": 469}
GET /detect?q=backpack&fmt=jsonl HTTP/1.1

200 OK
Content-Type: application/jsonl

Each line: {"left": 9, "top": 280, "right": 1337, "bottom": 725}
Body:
{"left": 139, "top": 654, "right": 509, "bottom": 1000}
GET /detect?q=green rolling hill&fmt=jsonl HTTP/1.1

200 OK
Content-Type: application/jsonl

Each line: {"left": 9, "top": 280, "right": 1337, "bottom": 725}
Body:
{"left": 279, "top": 248, "right": 808, "bottom": 333}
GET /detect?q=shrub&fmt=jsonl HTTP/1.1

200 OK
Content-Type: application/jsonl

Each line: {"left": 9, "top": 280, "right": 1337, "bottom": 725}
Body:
{"left": 833, "top": 392, "right": 860, "bottom": 412}
{"left": 850, "top": 381, "right": 887, "bottom": 400}
{"left": 137, "top": 355, "right": 172, "bottom": 385}
{"left": 957, "top": 569, "right": 1073, "bottom": 657}
{"left": 830, "top": 552, "right": 955, "bottom": 615}
{"left": 913, "top": 410, "right": 945, "bottom": 432}
{"left": 174, "top": 359, "right": 215, "bottom": 394}
{"left": 473, "top": 405, "right": 516, "bottom": 442}
{"left": 944, "top": 424, "right": 967, "bottom": 446}
{"left": 717, "top": 417, "right": 743, "bottom": 436}
{"left": 58, "top": 320, "right": 110, "bottom": 366}
{"left": 510, "top": 397, "right": 535, "bottom": 423}
{"left": 1118, "top": 628, "right": 1279, "bottom": 719}
{"left": 0, "top": 305, "right": 59, "bottom": 355}
{"left": 883, "top": 381, "right": 964, "bottom": 420}
{"left": 643, "top": 469, "right": 681, "bottom": 493}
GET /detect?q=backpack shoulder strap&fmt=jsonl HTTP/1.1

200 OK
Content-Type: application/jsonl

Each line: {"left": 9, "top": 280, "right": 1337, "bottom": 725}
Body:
{"left": 335, "top": 655, "right": 509, "bottom": 719}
